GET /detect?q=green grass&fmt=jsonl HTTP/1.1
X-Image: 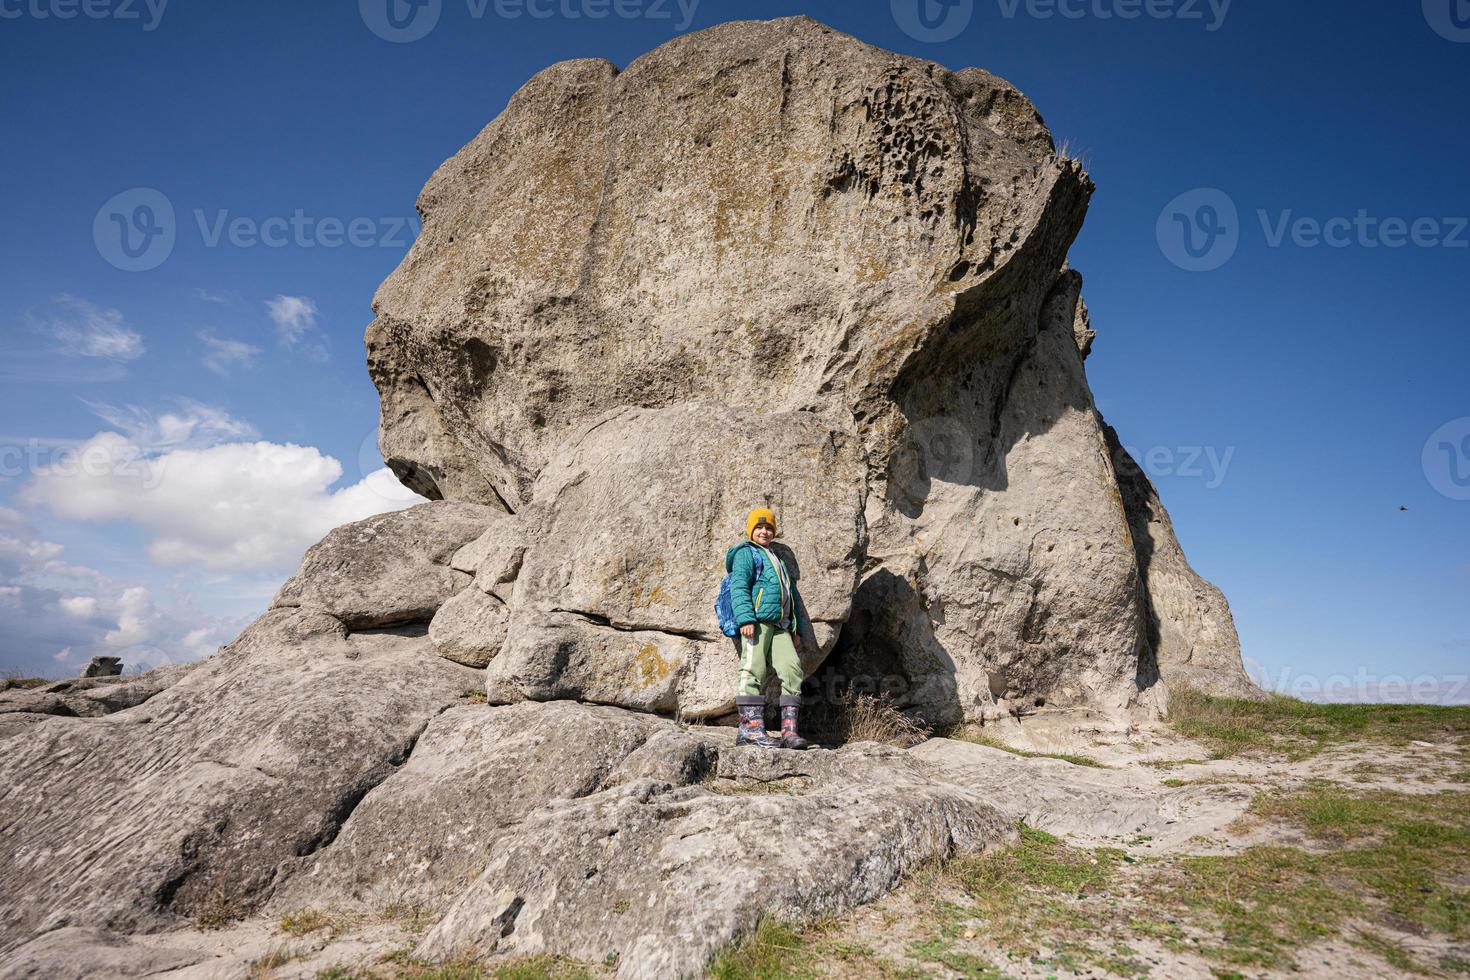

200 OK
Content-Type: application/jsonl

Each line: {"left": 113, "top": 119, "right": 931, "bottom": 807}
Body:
{"left": 708, "top": 917, "right": 919, "bottom": 979}
{"left": 353, "top": 953, "right": 594, "bottom": 979}
{"left": 727, "top": 778, "right": 1470, "bottom": 978}
{"left": 950, "top": 728, "right": 1108, "bottom": 768}
{"left": 707, "top": 919, "right": 819, "bottom": 979}
{"left": 1165, "top": 687, "right": 1470, "bottom": 760}
{"left": 1248, "top": 782, "right": 1470, "bottom": 939}
{"left": 279, "top": 907, "right": 362, "bottom": 939}
{"left": 1136, "top": 781, "right": 1470, "bottom": 972}
{"left": 1352, "top": 928, "right": 1434, "bottom": 975}
{"left": 1146, "top": 847, "right": 1358, "bottom": 969}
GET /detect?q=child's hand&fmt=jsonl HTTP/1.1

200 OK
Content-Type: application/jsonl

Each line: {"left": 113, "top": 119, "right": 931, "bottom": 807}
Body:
{"left": 740, "top": 624, "right": 755, "bottom": 639}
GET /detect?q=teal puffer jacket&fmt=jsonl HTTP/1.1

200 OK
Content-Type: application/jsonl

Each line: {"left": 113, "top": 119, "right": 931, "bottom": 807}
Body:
{"left": 724, "top": 542, "right": 806, "bottom": 633}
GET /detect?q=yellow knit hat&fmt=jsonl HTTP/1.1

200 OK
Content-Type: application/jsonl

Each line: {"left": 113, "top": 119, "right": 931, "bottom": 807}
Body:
{"left": 745, "top": 507, "right": 777, "bottom": 540}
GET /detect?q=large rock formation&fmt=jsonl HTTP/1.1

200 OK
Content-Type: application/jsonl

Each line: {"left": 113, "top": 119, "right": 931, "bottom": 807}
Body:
{"left": 480, "top": 402, "right": 867, "bottom": 717}
{"left": 0, "top": 16, "right": 1261, "bottom": 977}
{"left": 367, "top": 15, "right": 1258, "bottom": 720}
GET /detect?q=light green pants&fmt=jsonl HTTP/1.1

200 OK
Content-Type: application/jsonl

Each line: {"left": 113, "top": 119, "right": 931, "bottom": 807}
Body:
{"left": 738, "top": 622, "right": 803, "bottom": 696}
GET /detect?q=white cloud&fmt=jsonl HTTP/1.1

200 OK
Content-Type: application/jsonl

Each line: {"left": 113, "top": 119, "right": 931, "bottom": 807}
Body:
{"left": 81, "top": 399, "right": 258, "bottom": 452}
{"left": 198, "top": 331, "right": 262, "bottom": 376}
{"left": 266, "top": 295, "right": 319, "bottom": 346}
{"left": 3, "top": 405, "right": 426, "bottom": 678}
{"left": 0, "top": 512, "right": 254, "bottom": 678}
{"left": 194, "top": 288, "right": 233, "bottom": 304}
{"left": 104, "top": 585, "right": 154, "bottom": 649}
{"left": 35, "top": 295, "right": 145, "bottom": 361}
{"left": 58, "top": 595, "right": 98, "bottom": 619}
{"left": 22, "top": 431, "right": 424, "bottom": 574}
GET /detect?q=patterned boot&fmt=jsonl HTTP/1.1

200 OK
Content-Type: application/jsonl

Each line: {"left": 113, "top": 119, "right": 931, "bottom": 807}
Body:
{"left": 735, "top": 695, "right": 781, "bottom": 748}
{"left": 779, "top": 695, "right": 813, "bottom": 750}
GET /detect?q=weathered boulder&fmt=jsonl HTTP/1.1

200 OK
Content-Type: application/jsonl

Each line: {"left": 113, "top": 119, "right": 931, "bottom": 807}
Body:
{"left": 830, "top": 270, "right": 1151, "bottom": 726}
{"left": 0, "top": 605, "right": 481, "bottom": 946}
{"left": 1105, "top": 424, "right": 1265, "bottom": 700}
{"left": 484, "top": 402, "right": 867, "bottom": 717}
{"left": 429, "top": 585, "right": 509, "bottom": 668}
{"left": 0, "top": 663, "right": 198, "bottom": 719}
{"left": 81, "top": 656, "right": 122, "bottom": 678}
{"left": 266, "top": 701, "right": 671, "bottom": 916}
{"left": 270, "top": 500, "right": 498, "bottom": 629}
{"left": 365, "top": 15, "right": 1256, "bottom": 718}
{"left": 233, "top": 701, "right": 1034, "bottom": 980}
{"left": 379, "top": 707, "right": 1009, "bottom": 979}
{"left": 369, "top": 16, "right": 1083, "bottom": 510}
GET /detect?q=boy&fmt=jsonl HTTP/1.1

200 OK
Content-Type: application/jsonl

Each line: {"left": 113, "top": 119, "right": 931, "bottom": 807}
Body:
{"left": 725, "top": 507, "right": 813, "bottom": 750}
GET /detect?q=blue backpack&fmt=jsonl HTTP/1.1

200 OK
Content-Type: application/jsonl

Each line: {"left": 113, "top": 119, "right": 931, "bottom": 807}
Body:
{"left": 715, "top": 546, "right": 765, "bottom": 638}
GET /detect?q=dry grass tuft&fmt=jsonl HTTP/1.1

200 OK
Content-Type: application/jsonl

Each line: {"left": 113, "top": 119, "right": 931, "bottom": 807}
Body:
{"left": 809, "top": 692, "right": 930, "bottom": 748}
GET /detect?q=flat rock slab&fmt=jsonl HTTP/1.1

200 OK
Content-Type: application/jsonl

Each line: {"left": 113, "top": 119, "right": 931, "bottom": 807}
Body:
{"left": 0, "top": 608, "right": 481, "bottom": 947}
{"left": 377, "top": 708, "right": 1010, "bottom": 978}
{"left": 270, "top": 500, "right": 497, "bottom": 629}
{"left": 263, "top": 700, "right": 1012, "bottom": 979}
{"left": 0, "top": 927, "right": 204, "bottom": 980}
{"left": 912, "top": 737, "right": 1253, "bottom": 850}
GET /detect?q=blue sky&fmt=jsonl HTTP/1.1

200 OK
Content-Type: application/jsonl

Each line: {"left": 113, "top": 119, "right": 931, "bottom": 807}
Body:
{"left": 0, "top": 0, "right": 1465, "bottom": 701}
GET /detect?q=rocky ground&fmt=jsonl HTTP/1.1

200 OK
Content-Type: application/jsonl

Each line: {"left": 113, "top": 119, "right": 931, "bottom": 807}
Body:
{"left": 5, "top": 690, "right": 1459, "bottom": 979}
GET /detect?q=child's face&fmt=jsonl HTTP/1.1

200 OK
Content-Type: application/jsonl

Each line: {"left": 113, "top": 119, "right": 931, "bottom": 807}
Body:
{"left": 752, "top": 523, "right": 775, "bottom": 545}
